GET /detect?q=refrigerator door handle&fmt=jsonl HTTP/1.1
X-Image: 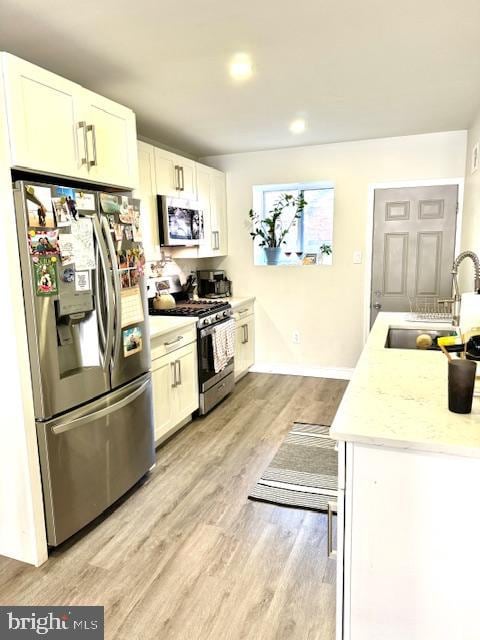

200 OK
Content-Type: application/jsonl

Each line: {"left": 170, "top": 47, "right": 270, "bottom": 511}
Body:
{"left": 52, "top": 377, "right": 150, "bottom": 435}
{"left": 95, "top": 217, "right": 115, "bottom": 370}
{"left": 101, "top": 216, "right": 122, "bottom": 369}
{"left": 94, "top": 244, "right": 106, "bottom": 349}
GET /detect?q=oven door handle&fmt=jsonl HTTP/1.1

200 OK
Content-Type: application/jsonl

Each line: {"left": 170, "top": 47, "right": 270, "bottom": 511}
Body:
{"left": 199, "top": 317, "right": 233, "bottom": 338}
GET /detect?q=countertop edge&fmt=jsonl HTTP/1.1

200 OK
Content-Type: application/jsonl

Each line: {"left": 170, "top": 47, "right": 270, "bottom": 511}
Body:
{"left": 148, "top": 316, "right": 197, "bottom": 339}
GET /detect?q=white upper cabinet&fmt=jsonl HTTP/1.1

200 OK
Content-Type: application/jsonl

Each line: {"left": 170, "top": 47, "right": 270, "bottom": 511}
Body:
{"left": 137, "top": 142, "right": 228, "bottom": 258}
{"left": 81, "top": 91, "right": 138, "bottom": 189}
{"left": 134, "top": 141, "right": 160, "bottom": 261}
{"left": 154, "top": 147, "right": 197, "bottom": 201}
{"left": 197, "top": 163, "right": 228, "bottom": 257}
{"left": 1, "top": 53, "right": 138, "bottom": 188}
{"left": 210, "top": 167, "right": 228, "bottom": 256}
{"left": 2, "top": 53, "right": 83, "bottom": 178}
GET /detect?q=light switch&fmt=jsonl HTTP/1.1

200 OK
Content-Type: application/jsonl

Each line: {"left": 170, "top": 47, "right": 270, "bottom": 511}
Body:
{"left": 353, "top": 250, "right": 362, "bottom": 264}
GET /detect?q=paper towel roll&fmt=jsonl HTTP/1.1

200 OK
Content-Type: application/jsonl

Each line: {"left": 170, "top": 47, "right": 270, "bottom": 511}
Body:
{"left": 460, "top": 292, "right": 480, "bottom": 333}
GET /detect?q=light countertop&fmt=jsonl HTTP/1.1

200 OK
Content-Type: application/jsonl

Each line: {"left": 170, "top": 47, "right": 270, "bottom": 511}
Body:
{"left": 215, "top": 296, "right": 255, "bottom": 310}
{"left": 331, "top": 312, "right": 480, "bottom": 458}
{"left": 148, "top": 315, "right": 197, "bottom": 339}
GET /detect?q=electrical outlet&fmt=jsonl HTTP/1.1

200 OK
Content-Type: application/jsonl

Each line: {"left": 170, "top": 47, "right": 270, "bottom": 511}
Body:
{"left": 293, "top": 330, "right": 300, "bottom": 344}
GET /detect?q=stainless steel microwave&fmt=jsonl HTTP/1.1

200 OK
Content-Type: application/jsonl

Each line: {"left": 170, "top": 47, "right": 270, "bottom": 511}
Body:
{"left": 158, "top": 195, "right": 204, "bottom": 246}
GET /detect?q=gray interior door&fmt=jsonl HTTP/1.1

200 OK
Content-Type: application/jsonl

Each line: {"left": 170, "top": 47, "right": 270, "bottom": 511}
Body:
{"left": 371, "top": 185, "right": 458, "bottom": 326}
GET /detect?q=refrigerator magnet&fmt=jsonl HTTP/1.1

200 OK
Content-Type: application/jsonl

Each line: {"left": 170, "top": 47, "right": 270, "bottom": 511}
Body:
{"left": 123, "top": 326, "right": 143, "bottom": 358}
{"left": 75, "top": 270, "right": 91, "bottom": 292}
{"left": 33, "top": 256, "right": 58, "bottom": 297}
{"left": 119, "top": 269, "right": 131, "bottom": 289}
{"left": 29, "top": 229, "right": 60, "bottom": 256}
{"left": 74, "top": 191, "right": 95, "bottom": 211}
{"left": 100, "top": 193, "right": 121, "bottom": 215}
{"left": 132, "top": 208, "right": 142, "bottom": 241}
{"left": 124, "top": 225, "right": 133, "bottom": 241}
{"left": 62, "top": 267, "right": 75, "bottom": 284}
{"left": 113, "top": 223, "right": 124, "bottom": 242}
{"left": 52, "top": 186, "right": 79, "bottom": 225}
{"left": 25, "top": 185, "right": 55, "bottom": 228}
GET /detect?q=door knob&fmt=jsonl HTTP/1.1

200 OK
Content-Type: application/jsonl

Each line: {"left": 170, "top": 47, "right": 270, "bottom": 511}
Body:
{"left": 373, "top": 302, "right": 382, "bottom": 310}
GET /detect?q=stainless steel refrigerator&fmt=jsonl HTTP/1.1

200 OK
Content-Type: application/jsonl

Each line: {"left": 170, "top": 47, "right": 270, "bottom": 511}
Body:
{"left": 13, "top": 180, "right": 155, "bottom": 546}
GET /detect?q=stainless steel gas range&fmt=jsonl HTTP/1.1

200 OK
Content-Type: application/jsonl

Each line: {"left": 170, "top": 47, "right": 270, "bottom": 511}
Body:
{"left": 149, "top": 291, "right": 235, "bottom": 414}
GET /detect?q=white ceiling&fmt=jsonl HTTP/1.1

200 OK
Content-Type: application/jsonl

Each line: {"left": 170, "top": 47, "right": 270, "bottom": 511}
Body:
{"left": 1, "top": 0, "right": 480, "bottom": 157}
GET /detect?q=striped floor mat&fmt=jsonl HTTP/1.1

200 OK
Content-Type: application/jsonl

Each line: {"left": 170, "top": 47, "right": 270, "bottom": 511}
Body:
{"left": 248, "top": 422, "right": 337, "bottom": 511}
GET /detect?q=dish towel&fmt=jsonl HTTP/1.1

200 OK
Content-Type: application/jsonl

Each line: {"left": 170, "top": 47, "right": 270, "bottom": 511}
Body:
{"left": 212, "top": 319, "right": 236, "bottom": 373}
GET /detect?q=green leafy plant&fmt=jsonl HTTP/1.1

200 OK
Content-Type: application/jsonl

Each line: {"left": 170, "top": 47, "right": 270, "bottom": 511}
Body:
{"left": 249, "top": 193, "right": 306, "bottom": 248}
{"left": 319, "top": 242, "right": 332, "bottom": 256}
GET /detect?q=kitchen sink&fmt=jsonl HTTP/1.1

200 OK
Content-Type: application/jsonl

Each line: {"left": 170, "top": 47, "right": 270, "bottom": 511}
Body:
{"left": 385, "top": 327, "right": 457, "bottom": 350}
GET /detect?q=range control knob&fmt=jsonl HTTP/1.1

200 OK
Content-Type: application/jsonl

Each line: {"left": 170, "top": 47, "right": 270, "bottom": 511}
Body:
{"left": 215, "top": 313, "right": 222, "bottom": 320}
{"left": 223, "top": 310, "right": 230, "bottom": 318}
{"left": 203, "top": 318, "right": 211, "bottom": 326}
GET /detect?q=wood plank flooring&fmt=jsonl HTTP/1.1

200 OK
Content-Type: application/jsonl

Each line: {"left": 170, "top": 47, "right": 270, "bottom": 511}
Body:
{"left": 0, "top": 373, "right": 348, "bottom": 640}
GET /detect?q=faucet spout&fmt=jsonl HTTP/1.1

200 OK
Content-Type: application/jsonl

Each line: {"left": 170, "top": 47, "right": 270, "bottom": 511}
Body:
{"left": 450, "top": 250, "right": 480, "bottom": 326}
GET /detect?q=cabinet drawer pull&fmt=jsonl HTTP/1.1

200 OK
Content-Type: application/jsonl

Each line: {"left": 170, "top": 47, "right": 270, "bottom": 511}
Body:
{"left": 164, "top": 336, "right": 183, "bottom": 347}
{"left": 327, "top": 501, "right": 337, "bottom": 559}
{"left": 238, "top": 308, "right": 249, "bottom": 315}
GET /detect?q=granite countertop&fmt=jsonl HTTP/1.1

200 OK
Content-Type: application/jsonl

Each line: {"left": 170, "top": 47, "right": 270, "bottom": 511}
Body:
{"left": 148, "top": 315, "right": 197, "bottom": 340}
{"left": 331, "top": 312, "right": 480, "bottom": 458}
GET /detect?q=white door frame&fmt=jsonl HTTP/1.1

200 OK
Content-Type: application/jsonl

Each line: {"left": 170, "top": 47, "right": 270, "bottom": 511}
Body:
{"left": 363, "top": 178, "right": 464, "bottom": 344}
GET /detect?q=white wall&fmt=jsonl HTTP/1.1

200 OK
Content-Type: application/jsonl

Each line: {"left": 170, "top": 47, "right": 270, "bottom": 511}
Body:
{"left": 0, "top": 77, "right": 48, "bottom": 564}
{"left": 460, "top": 110, "right": 480, "bottom": 290}
{"left": 202, "top": 131, "right": 467, "bottom": 371}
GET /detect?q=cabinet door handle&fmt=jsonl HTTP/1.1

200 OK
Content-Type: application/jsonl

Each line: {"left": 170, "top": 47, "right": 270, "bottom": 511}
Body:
{"left": 170, "top": 361, "right": 177, "bottom": 388}
{"left": 245, "top": 324, "right": 249, "bottom": 343}
{"left": 180, "top": 166, "right": 185, "bottom": 191}
{"left": 174, "top": 165, "right": 181, "bottom": 190}
{"left": 241, "top": 323, "right": 248, "bottom": 344}
{"left": 176, "top": 359, "right": 182, "bottom": 385}
{"left": 86, "top": 124, "right": 98, "bottom": 167}
{"left": 164, "top": 335, "right": 183, "bottom": 347}
{"left": 212, "top": 230, "right": 219, "bottom": 250}
{"left": 77, "top": 121, "right": 89, "bottom": 168}
{"left": 327, "top": 501, "right": 337, "bottom": 558}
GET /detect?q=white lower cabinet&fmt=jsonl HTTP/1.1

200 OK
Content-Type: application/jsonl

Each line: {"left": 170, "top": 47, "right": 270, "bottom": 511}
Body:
{"left": 151, "top": 337, "right": 198, "bottom": 444}
{"left": 338, "top": 442, "right": 480, "bottom": 640}
{"left": 234, "top": 305, "right": 255, "bottom": 380}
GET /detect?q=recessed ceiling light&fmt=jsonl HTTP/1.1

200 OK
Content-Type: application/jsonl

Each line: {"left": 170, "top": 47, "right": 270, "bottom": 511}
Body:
{"left": 229, "top": 53, "right": 253, "bottom": 81}
{"left": 289, "top": 118, "right": 306, "bottom": 134}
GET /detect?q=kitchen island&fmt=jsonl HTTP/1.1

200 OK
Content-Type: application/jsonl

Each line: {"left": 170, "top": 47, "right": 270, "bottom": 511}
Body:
{"left": 332, "top": 312, "right": 480, "bottom": 640}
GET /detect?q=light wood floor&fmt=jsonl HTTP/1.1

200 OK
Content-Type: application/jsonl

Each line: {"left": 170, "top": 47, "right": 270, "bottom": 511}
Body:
{"left": 0, "top": 373, "right": 348, "bottom": 640}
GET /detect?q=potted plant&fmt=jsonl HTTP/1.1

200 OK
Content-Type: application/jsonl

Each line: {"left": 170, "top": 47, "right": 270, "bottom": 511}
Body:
{"left": 319, "top": 242, "right": 332, "bottom": 264}
{"left": 249, "top": 193, "right": 306, "bottom": 265}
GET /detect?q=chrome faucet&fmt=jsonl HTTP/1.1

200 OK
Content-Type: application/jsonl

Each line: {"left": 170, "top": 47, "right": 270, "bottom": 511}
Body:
{"left": 450, "top": 251, "right": 480, "bottom": 326}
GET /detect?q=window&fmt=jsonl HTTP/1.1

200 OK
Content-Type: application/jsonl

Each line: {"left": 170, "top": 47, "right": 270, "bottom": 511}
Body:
{"left": 252, "top": 182, "right": 334, "bottom": 266}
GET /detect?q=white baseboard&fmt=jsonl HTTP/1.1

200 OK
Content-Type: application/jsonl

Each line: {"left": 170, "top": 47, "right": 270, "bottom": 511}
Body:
{"left": 249, "top": 363, "right": 354, "bottom": 380}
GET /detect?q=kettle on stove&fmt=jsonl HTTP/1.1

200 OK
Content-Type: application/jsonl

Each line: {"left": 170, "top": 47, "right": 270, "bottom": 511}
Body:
{"left": 152, "top": 293, "right": 176, "bottom": 310}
